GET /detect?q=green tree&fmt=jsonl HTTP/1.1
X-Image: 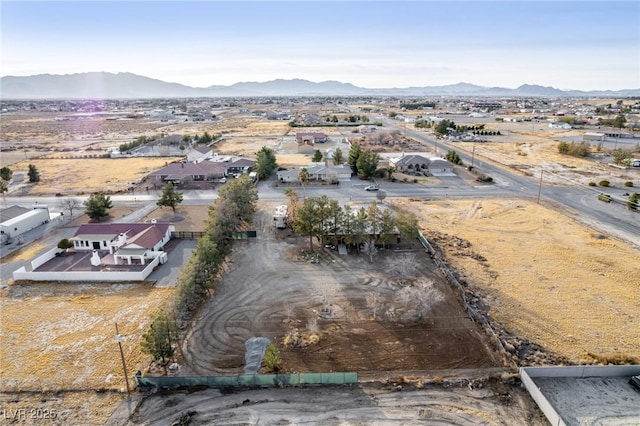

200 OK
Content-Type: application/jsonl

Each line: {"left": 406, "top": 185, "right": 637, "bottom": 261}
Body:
{"left": 434, "top": 119, "right": 456, "bottom": 137}
{"left": 614, "top": 114, "right": 627, "bottom": 129}
{"left": 445, "top": 150, "right": 462, "bottom": 165}
{"left": 351, "top": 207, "right": 369, "bottom": 253}
{"left": 0, "top": 180, "right": 7, "bottom": 196}
{"left": 396, "top": 210, "right": 419, "bottom": 242}
{"left": 627, "top": 193, "right": 639, "bottom": 211}
{"left": 263, "top": 343, "right": 281, "bottom": 372}
{"left": 299, "top": 168, "right": 309, "bottom": 189}
{"left": 157, "top": 181, "right": 184, "bottom": 214}
{"left": 294, "top": 197, "right": 319, "bottom": 251}
{"left": 356, "top": 149, "right": 380, "bottom": 179}
{"left": 141, "top": 311, "right": 179, "bottom": 363}
{"left": 333, "top": 147, "right": 344, "bottom": 165}
{"left": 57, "top": 238, "right": 74, "bottom": 251}
{"left": 385, "top": 166, "right": 396, "bottom": 181}
{"left": 83, "top": 192, "right": 113, "bottom": 221}
{"left": 612, "top": 149, "right": 632, "bottom": 167}
{"left": 27, "top": 164, "right": 40, "bottom": 182}
{"left": 348, "top": 143, "right": 362, "bottom": 176}
{"left": 0, "top": 167, "right": 13, "bottom": 181}
{"left": 312, "top": 149, "right": 323, "bottom": 163}
{"left": 255, "top": 146, "right": 278, "bottom": 179}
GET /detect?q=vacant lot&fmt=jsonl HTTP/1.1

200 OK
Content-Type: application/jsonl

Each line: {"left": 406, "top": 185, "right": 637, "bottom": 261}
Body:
{"left": 7, "top": 157, "right": 172, "bottom": 195}
{"left": 396, "top": 198, "right": 640, "bottom": 363}
{"left": 181, "top": 201, "right": 500, "bottom": 375}
{"left": 0, "top": 282, "right": 174, "bottom": 393}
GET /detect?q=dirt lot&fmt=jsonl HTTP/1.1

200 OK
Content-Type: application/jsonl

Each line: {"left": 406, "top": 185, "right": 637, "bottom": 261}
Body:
{"left": 124, "top": 379, "right": 546, "bottom": 426}
{"left": 396, "top": 198, "right": 640, "bottom": 364}
{"left": 181, "top": 201, "right": 501, "bottom": 375}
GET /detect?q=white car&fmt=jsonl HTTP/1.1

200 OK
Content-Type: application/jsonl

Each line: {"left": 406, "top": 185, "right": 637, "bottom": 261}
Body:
{"left": 364, "top": 185, "right": 379, "bottom": 191}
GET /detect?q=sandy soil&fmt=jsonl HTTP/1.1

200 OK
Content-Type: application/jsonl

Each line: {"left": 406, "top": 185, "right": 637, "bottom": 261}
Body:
{"left": 395, "top": 198, "right": 640, "bottom": 364}
{"left": 0, "top": 282, "right": 174, "bottom": 392}
{"left": 181, "top": 201, "right": 501, "bottom": 375}
{"left": 7, "top": 157, "right": 172, "bottom": 195}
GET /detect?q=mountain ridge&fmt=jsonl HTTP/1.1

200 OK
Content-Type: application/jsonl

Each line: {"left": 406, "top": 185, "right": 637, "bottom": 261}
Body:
{"left": 1, "top": 72, "right": 638, "bottom": 99}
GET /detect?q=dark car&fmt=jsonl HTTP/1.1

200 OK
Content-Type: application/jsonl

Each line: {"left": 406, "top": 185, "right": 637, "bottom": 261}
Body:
{"left": 630, "top": 375, "right": 640, "bottom": 392}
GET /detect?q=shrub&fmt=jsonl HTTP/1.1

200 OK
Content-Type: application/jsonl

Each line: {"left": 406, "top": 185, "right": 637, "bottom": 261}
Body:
{"left": 598, "top": 193, "right": 612, "bottom": 203}
{"left": 263, "top": 343, "right": 281, "bottom": 372}
{"left": 588, "top": 181, "right": 597, "bottom": 187}
{"left": 624, "top": 181, "right": 634, "bottom": 187}
{"left": 628, "top": 193, "right": 639, "bottom": 211}
{"left": 598, "top": 180, "right": 610, "bottom": 187}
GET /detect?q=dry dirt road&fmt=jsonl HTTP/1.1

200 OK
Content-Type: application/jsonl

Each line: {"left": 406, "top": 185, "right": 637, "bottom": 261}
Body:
{"left": 122, "top": 380, "right": 546, "bottom": 426}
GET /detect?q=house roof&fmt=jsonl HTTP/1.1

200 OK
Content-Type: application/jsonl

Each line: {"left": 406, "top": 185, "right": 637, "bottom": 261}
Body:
{"left": 195, "top": 145, "right": 213, "bottom": 154}
{"left": 122, "top": 225, "right": 167, "bottom": 249}
{"left": 0, "top": 206, "right": 31, "bottom": 223}
{"left": 392, "top": 154, "right": 431, "bottom": 167}
{"left": 296, "top": 132, "right": 327, "bottom": 139}
{"left": 73, "top": 223, "right": 171, "bottom": 248}
{"left": 149, "top": 161, "right": 227, "bottom": 178}
{"left": 228, "top": 158, "right": 256, "bottom": 168}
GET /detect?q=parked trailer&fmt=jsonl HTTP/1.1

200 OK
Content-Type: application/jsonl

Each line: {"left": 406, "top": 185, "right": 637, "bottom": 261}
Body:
{"left": 0, "top": 208, "right": 50, "bottom": 239}
{"left": 274, "top": 205, "right": 288, "bottom": 229}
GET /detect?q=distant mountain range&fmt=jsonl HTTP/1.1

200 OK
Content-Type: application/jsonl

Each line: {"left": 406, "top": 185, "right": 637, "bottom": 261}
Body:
{"left": 1, "top": 72, "right": 639, "bottom": 99}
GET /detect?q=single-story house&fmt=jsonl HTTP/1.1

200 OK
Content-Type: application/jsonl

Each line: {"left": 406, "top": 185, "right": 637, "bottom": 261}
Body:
{"left": 225, "top": 158, "right": 256, "bottom": 176}
{"left": 148, "top": 161, "right": 227, "bottom": 185}
{"left": 277, "top": 164, "right": 351, "bottom": 183}
{"left": 391, "top": 154, "right": 431, "bottom": 173}
{"left": 391, "top": 154, "right": 453, "bottom": 175}
{"left": 296, "top": 132, "right": 328, "bottom": 153}
{"left": 71, "top": 222, "right": 174, "bottom": 265}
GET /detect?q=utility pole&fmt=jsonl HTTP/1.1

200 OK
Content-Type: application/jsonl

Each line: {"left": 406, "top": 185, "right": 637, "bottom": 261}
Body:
{"left": 537, "top": 169, "right": 544, "bottom": 204}
{"left": 115, "top": 323, "right": 131, "bottom": 397}
{"left": 471, "top": 141, "right": 477, "bottom": 168}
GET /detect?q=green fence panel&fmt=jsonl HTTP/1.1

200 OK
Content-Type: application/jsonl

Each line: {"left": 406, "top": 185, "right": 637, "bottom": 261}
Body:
{"left": 136, "top": 372, "right": 358, "bottom": 389}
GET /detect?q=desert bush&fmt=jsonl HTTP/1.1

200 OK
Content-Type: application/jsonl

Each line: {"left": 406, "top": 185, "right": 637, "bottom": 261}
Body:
{"left": 588, "top": 181, "right": 597, "bottom": 186}
{"left": 624, "top": 181, "right": 634, "bottom": 187}
{"left": 598, "top": 180, "right": 610, "bottom": 187}
{"left": 263, "top": 343, "right": 281, "bottom": 372}
{"left": 598, "top": 193, "right": 612, "bottom": 203}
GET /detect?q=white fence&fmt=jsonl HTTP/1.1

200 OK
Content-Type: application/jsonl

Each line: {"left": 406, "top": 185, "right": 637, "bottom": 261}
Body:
{"left": 13, "top": 255, "right": 160, "bottom": 282}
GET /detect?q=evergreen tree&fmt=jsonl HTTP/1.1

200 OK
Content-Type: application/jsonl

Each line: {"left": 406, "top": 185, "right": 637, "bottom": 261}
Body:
{"left": 348, "top": 143, "right": 362, "bottom": 176}
{"left": 333, "top": 147, "right": 344, "bottom": 165}
{"left": 157, "top": 181, "right": 184, "bottom": 214}
{"left": 28, "top": 164, "right": 40, "bottom": 182}
{"left": 255, "top": 146, "right": 278, "bottom": 179}
{"left": 83, "top": 192, "right": 113, "bottom": 221}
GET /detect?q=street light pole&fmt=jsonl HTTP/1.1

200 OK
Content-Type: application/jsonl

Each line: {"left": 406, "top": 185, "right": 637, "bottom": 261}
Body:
{"left": 115, "top": 323, "right": 131, "bottom": 397}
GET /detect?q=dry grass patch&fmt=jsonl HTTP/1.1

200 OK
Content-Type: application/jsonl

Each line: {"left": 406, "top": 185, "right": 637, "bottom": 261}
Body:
{"left": 396, "top": 198, "right": 640, "bottom": 363}
{"left": 10, "top": 157, "right": 172, "bottom": 195}
{"left": 0, "top": 282, "right": 174, "bottom": 392}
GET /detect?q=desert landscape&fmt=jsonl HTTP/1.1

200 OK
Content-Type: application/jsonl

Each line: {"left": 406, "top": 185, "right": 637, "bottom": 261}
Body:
{"left": 1, "top": 98, "right": 639, "bottom": 425}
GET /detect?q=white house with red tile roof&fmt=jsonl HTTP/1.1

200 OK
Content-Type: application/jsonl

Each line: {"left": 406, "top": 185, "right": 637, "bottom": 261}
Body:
{"left": 71, "top": 222, "right": 174, "bottom": 265}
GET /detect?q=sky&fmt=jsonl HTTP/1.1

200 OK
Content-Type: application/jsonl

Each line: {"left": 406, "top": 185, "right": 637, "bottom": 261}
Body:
{"left": 1, "top": 1, "right": 639, "bottom": 91}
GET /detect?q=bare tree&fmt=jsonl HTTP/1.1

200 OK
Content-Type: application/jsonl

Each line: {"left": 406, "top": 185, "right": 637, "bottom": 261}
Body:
{"left": 395, "top": 278, "right": 444, "bottom": 321}
{"left": 376, "top": 189, "right": 387, "bottom": 203}
{"left": 362, "top": 240, "right": 378, "bottom": 263}
{"left": 366, "top": 291, "right": 383, "bottom": 320}
{"left": 57, "top": 197, "right": 81, "bottom": 219}
{"left": 385, "top": 254, "right": 417, "bottom": 279}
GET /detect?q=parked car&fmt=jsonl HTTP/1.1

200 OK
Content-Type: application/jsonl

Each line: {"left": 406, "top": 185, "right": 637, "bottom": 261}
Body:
{"left": 630, "top": 375, "right": 640, "bottom": 392}
{"left": 364, "top": 185, "right": 379, "bottom": 191}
